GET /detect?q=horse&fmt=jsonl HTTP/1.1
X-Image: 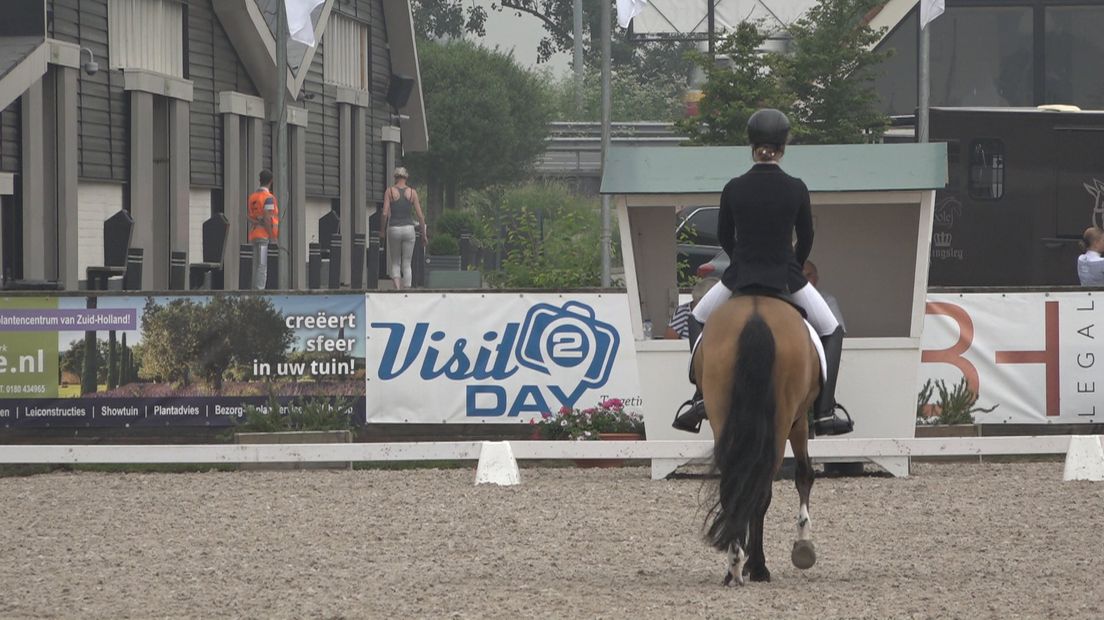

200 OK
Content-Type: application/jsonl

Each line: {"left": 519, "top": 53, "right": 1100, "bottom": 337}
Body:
{"left": 692, "top": 294, "right": 823, "bottom": 586}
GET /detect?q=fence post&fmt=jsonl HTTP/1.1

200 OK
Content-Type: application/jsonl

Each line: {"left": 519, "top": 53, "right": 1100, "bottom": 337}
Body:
{"left": 308, "top": 243, "right": 321, "bottom": 289}
{"left": 169, "top": 251, "right": 187, "bottom": 290}
{"left": 328, "top": 233, "right": 342, "bottom": 289}
{"left": 239, "top": 244, "right": 253, "bottom": 290}
{"left": 351, "top": 233, "right": 366, "bottom": 289}
{"left": 266, "top": 243, "right": 280, "bottom": 291}
{"left": 366, "top": 232, "right": 380, "bottom": 289}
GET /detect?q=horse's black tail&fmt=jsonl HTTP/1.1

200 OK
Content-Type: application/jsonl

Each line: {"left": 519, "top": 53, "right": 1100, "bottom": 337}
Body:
{"left": 706, "top": 312, "right": 777, "bottom": 553}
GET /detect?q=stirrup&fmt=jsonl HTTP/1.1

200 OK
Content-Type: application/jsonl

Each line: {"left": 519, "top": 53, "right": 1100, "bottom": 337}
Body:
{"left": 672, "top": 398, "right": 706, "bottom": 433}
{"left": 813, "top": 404, "right": 854, "bottom": 436}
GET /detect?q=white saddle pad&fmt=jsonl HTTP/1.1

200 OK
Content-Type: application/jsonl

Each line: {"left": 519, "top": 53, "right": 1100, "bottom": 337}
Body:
{"left": 804, "top": 320, "right": 827, "bottom": 382}
{"left": 689, "top": 320, "right": 827, "bottom": 382}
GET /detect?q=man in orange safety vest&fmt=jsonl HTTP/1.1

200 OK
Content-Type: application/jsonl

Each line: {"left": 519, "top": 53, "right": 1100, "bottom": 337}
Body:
{"left": 247, "top": 169, "right": 279, "bottom": 290}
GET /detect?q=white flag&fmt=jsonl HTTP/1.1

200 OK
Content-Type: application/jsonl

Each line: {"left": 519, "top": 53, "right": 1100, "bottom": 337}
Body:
{"left": 285, "top": 0, "right": 325, "bottom": 47}
{"left": 616, "top": 0, "right": 649, "bottom": 29}
{"left": 920, "top": 0, "right": 945, "bottom": 30}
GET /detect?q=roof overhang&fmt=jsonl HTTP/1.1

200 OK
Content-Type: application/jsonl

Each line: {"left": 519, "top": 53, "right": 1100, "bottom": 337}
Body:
{"left": 600, "top": 143, "right": 948, "bottom": 196}
{"left": 869, "top": 0, "right": 920, "bottom": 47}
{"left": 213, "top": 0, "right": 334, "bottom": 104}
{"left": 0, "top": 37, "right": 47, "bottom": 112}
{"left": 212, "top": 0, "right": 426, "bottom": 151}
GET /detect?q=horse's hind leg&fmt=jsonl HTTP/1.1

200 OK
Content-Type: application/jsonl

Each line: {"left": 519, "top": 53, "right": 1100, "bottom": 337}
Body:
{"left": 789, "top": 420, "right": 817, "bottom": 569}
{"left": 722, "top": 543, "right": 748, "bottom": 586}
{"left": 745, "top": 487, "right": 773, "bottom": 582}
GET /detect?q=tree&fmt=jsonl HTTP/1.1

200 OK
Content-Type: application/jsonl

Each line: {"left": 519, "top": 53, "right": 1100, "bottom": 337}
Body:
{"left": 678, "top": 0, "right": 890, "bottom": 145}
{"left": 547, "top": 64, "right": 684, "bottom": 122}
{"left": 405, "top": 40, "right": 552, "bottom": 217}
{"left": 675, "top": 21, "right": 787, "bottom": 145}
{"left": 775, "top": 0, "right": 891, "bottom": 144}
{"left": 139, "top": 298, "right": 203, "bottom": 385}
{"left": 412, "top": 0, "right": 487, "bottom": 40}
{"left": 60, "top": 338, "right": 109, "bottom": 384}
{"left": 192, "top": 296, "right": 292, "bottom": 389}
{"left": 138, "top": 296, "right": 292, "bottom": 389}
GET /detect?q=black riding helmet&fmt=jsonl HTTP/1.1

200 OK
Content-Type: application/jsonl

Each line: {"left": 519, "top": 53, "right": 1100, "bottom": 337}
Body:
{"left": 747, "top": 108, "right": 790, "bottom": 147}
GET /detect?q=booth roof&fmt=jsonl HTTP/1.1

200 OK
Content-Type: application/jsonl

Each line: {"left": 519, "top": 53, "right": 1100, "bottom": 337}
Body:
{"left": 600, "top": 143, "right": 948, "bottom": 195}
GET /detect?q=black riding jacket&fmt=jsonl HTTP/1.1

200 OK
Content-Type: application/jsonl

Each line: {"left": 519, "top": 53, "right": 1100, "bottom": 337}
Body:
{"left": 717, "top": 163, "right": 813, "bottom": 294}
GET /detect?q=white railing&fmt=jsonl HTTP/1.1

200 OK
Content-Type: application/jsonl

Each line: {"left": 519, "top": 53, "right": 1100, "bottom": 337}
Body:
{"left": 0, "top": 436, "right": 1076, "bottom": 465}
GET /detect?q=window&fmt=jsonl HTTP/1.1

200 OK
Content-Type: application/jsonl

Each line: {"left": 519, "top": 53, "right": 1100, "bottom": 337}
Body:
{"left": 968, "top": 139, "right": 1004, "bottom": 201}
{"left": 1045, "top": 7, "right": 1104, "bottom": 108}
{"left": 871, "top": 7, "right": 918, "bottom": 116}
{"left": 108, "top": 0, "right": 184, "bottom": 77}
{"left": 930, "top": 7, "right": 1033, "bottom": 108}
{"left": 324, "top": 15, "right": 369, "bottom": 91}
{"left": 678, "top": 207, "right": 719, "bottom": 246}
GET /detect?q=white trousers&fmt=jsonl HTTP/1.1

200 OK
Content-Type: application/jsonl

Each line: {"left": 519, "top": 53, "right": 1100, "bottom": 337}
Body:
{"left": 387, "top": 225, "right": 417, "bottom": 287}
{"left": 692, "top": 279, "right": 840, "bottom": 337}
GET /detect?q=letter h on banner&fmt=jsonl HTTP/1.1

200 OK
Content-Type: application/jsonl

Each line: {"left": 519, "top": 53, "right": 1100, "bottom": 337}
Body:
{"left": 995, "top": 301, "right": 1060, "bottom": 417}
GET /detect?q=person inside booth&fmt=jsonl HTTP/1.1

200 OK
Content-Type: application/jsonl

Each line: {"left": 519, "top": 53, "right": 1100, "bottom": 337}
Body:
{"left": 1077, "top": 226, "right": 1104, "bottom": 286}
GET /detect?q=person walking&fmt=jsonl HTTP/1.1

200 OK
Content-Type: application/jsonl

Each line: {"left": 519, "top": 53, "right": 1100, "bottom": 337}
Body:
{"left": 381, "top": 167, "right": 428, "bottom": 289}
{"left": 247, "top": 169, "right": 279, "bottom": 290}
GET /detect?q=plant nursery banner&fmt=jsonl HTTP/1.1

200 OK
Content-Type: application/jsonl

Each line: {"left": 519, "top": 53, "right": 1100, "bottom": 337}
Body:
{"left": 0, "top": 294, "right": 366, "bottom": 429}
{"left": 365, "top": 294, "right": 643, "bottom": 423}
{"left": 920, "top": 292, "right": 1101, "bottom": 424}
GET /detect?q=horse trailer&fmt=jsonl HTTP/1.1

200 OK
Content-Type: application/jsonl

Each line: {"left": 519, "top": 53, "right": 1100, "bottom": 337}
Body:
{"left": 925, "top": 107, "right": 1104, "bottom": 286}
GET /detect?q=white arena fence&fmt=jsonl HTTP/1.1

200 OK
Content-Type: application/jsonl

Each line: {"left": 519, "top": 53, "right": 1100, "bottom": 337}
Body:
{"left": 0, "top": 436, "right": 1078, "bottom": 465}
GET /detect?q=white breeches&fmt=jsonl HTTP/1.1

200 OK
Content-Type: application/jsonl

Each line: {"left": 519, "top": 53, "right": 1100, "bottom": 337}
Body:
{"left": 692, "top": 280, "right": 840, "bottom": 337}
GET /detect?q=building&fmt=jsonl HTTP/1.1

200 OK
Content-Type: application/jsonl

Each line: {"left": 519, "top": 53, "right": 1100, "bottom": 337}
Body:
{"left": 869, "top": 0, "right": 1104, "bottom": 115}
{"left": 0, "top": 0, "right": 426, "bottom": 290}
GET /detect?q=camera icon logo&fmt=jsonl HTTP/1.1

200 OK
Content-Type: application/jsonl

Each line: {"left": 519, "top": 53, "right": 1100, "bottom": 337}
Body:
{"left": 514, "top": 301, "right": 620, "bottom": 390}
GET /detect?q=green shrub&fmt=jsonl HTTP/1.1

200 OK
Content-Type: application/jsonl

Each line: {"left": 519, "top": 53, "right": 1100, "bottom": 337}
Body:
{"left": 916, "top": 377, "right": 998, "bottom": 425}
{"left": 427, "top": 234, "right": 460, "bottom": 256}
{"left": 435, "top": 209, "right": 481, "bottom": 240}
{"left": 471, "top": 181, "right": 605, "bottom": 288}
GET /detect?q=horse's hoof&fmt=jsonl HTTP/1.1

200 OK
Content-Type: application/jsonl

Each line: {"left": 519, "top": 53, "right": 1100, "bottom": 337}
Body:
{"left": 791, "top": 540, "right": 817, "bottom": 569}
{"left": 722, "top": 570, "right": 746, "bottom": 587}
{"left": 748, "top": 566, "right": 771, "bottom": 582}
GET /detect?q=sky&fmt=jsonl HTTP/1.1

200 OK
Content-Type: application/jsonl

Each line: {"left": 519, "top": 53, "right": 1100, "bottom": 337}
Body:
{"left": 471, "top": 0, "right": 573, "bottom": 77}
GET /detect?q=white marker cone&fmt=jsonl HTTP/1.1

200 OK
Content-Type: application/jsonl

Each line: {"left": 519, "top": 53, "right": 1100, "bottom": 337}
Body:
{"left": 475, "top": 441, "right": 520, "bottom": 486}
{"left": 1063, "top": 435, "right": 1104, "bottom": 482}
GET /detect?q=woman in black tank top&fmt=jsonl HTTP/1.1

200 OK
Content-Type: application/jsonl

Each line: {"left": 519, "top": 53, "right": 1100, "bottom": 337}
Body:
{"left": 381, "top": 167, "right": 429, "bottom": 289}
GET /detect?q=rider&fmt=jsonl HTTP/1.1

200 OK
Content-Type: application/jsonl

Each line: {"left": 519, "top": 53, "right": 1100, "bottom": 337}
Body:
{"left": 672, "top": 108, "right": 852, "bottom": 436}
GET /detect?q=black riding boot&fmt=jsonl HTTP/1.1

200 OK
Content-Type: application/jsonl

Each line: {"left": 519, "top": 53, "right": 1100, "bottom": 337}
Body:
{"left": 672, "top": 318, "right": 707, "bottom": 433}
{"left": 812, "top": 326, "right": 853, "bottom": 436}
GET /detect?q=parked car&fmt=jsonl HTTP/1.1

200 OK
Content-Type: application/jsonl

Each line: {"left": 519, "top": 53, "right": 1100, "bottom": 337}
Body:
{"left": 695, "top": 249, "right": 729, "bottom": 280}
{"left": 676, "top": 206, "right": 720, "bottom": 282}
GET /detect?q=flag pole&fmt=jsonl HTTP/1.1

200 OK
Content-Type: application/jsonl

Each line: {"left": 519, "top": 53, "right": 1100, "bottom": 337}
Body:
{"left": 573, "top": 0, "right": 584, "bottom": 115}
{"left": 918, "top": 21, "right": 929, "bottom": 143}
{"left": 275, "top": 1, "right": 290, "bottom": 287}
{"left": 600, "top": 0, "right": 612, "bottom": 287}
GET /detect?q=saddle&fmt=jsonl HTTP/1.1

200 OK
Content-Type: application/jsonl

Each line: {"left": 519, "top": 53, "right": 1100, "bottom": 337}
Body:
{"left": 731, "top": 287, "right": 808, "bottom": 321}
{"left": 689, "top": 289, "right": 825, "bottom": 383}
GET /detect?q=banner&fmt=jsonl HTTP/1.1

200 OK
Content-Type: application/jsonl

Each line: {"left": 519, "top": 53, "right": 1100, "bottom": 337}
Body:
{"left": 920, "top": 292, "right": 1101, "bottom": 424}
{"left": 366, "top": 294, "right": 642, "bottom": 423}
{"left": 0, "top": 294, "right": 366, "bottom": 428}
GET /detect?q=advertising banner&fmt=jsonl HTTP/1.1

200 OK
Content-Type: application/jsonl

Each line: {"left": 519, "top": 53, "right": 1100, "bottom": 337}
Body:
{"left": 920, "top": 292, "right": 1101, "bottom": 424}
{"left": 0, "top": 294, "right": 365, "bottom": 428}
{"left": 365, "top": 293, "right": 643, "bottom": 423}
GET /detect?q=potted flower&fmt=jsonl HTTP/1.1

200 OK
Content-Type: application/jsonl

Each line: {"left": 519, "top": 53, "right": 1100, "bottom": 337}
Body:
{"left": 530, "top": 398, "right": 645, "bottom": 467}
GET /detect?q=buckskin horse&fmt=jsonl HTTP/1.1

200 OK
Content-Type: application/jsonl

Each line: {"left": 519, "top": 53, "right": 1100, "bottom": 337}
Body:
{"left": 692, "top": 294, "right": 823, "bottom": 585}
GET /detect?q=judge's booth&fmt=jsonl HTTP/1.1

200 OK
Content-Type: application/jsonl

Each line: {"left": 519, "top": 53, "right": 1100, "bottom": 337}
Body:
{"left": 601, "top": 144, "right": 947, "bottom": 478}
